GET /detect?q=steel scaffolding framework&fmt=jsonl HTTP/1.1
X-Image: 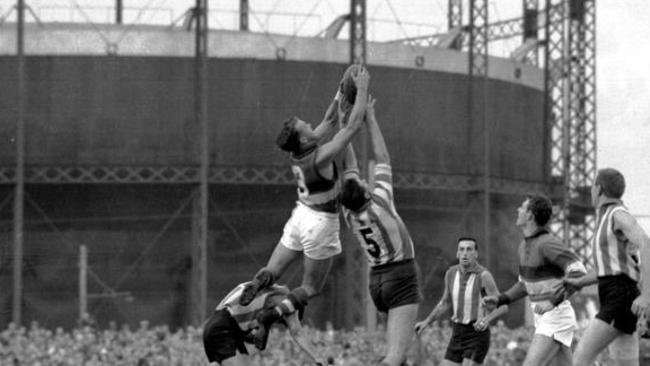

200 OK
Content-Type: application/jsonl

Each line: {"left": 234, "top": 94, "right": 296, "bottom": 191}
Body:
{"left": 7, "top": 0, "right": 596, "bottom": 326}
{"left": 566, "top": 0, "right": 596, "bottom": 266}
{"left": 543, "top": 0, "right": 596, "bottom": 265}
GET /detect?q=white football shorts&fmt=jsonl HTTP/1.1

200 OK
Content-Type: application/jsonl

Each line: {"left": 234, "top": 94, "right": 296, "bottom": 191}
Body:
{"left": 279, "top": 201, "right": 342, "bottom": 260}
{"left": 532, "top": 300, "right": 576, "bottom": 347}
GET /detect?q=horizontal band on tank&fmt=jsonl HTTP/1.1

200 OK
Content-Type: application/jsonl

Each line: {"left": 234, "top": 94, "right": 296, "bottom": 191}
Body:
{"left": 0, "top": 23, "right": 543, "bottom": 90}
{"left": 0, "top": 165, "right": 548, "bottom": 195}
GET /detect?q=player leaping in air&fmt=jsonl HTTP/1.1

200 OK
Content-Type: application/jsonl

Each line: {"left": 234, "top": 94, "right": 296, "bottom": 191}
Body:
{"left": 338, "top": 95, "right": 420, "bottom": 366}
{"left": 239, "top": 66, "right": 370, "bottom": 324}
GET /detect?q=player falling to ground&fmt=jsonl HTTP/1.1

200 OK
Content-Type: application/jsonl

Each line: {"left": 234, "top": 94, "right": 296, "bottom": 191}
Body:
{"left": 238, "top": 67, "right": 370, "bottom": 321}
{"left": 339, "top": 96, "right": 421, "bottom": 366}
{"left": 563, "top": 168, "right": 650, "bottom": 366}
{"left": 483, "top": 194, "right": 587, "bottom": 366}
{"left": 414, "top": 237, "right": 507, "bottom": 366}
{"left": 202, "top": 282, "right": 327, "bottom": 366}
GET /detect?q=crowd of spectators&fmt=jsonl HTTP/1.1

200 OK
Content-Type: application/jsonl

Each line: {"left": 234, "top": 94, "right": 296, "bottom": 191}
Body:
{"left": 1, "top": 319, "right": 649, "bottom": 365}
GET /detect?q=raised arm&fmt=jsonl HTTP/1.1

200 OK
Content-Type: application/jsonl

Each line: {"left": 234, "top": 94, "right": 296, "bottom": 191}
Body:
{"left": 414, "top": 270, "right": 453, "bottom": 335}
{"left": 365, "top": 96, "right": 389, "bottom": 165}
{"left": 315, "top": 67, "right": 370, "bottom": 167}
{"left": 312, "top": 93, "right": 341, "bottom": 141}
{"left": 343, "top": 144, "right": 360, "bottom": 178}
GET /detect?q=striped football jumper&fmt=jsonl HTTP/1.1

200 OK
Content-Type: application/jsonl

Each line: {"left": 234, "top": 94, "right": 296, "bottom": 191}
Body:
{"left": 216, "top": 283, "right": 287, "bottom": 332}
{"left": 344, "top": 163, "right": 415, "bottom": 267}
{"left": 592, "top": 199, "right": 640, "bottom": 281}
{"left": 444, "top": 264, "right": 487, "bottom": 324}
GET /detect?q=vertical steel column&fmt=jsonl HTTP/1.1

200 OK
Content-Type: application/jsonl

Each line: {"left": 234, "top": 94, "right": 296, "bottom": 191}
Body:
{"left": 545, "top": 0, "right": 595, "bottom": 261}
{"left": 13, "top": 0, "right": 26, "bottom": 327}
{"left": 347, "top": 0, "right": 371, "bottom": 330}
{"left": 239, "top": 0, "right": 249, "bottom": 31}
{"left": 544, "top": 0, "right": 567, "bottom": 239}
{"left": 79, "top": 245, "right": 88, "bottom": 321}
{"left": 523, "top": 0, "right": 539, "bottom": 65}
{"left": 448, "top": 0, "right": 463, "bottom": 49}
{"left": 192, "top": 0, "right": 209, "bottom": 325}
{"left": 349, "top": 0, "right": 366, "bottom": 65}
{"left": 468, "top": 0, "right": 489, "bottom": 267}
{"left": 448, "top": 0, "right": 463, "bottom": 29}
{"left": 566, "top": 0, "right": 596, "bottom": 264}
{"left": 116, "top": 0, "right": 123, "bottom": 24}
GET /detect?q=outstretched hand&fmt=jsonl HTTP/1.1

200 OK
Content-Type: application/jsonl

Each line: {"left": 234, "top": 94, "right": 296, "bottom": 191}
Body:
{"left": 631, "top": 294, "right": 650, "bottom": 319}
{"left": 533, "top": 302, "right": 555, "bottom": 315}
{"left": 474, "top": 318, "right": 489, "bottom": 331}
{"left": 563, "top": 277, "right": 584, "bottom": 293}
{"left": 352, "top": 67, "right": 370, "bottom": 91}
{"left": 482, "top": 295, "right": 498, "bottom": 312}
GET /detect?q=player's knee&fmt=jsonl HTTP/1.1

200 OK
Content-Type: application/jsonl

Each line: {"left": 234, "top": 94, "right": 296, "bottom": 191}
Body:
{"left": 289, "top": 287, "right": 310, "bottom": 308}
{"left": 277, "top": 287, "right": 310, "bottom": 316}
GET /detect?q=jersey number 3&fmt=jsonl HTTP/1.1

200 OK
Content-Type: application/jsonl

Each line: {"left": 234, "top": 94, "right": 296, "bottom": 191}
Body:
{"left": 359, "top": 227, "right": 381, "bottom": 258}
{"left": 292, "top": 166, "right": 309, "bottom": 198}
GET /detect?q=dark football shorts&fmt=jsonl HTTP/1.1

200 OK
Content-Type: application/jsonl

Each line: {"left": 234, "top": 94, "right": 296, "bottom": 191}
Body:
{"left": 369, "top": 259, "right": 421, "bottom": 313}
{"left": 596, "top": 274, "right": 640, "bottom": 335}
{"left": 202, "top": 309, "right": 248, "bottom": 364}
{"left": 445, "top": 322, "right": 490, "bottom": 364}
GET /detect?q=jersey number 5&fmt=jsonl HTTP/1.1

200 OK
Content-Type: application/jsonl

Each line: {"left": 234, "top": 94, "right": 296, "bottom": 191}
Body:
{"left": 359, "top": 227, "right": 381, "bottom": 258}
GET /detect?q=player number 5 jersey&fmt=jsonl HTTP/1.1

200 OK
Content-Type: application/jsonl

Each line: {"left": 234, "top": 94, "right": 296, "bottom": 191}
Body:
{"left": 344, "top": 163, "right": 415, "bottom": 266}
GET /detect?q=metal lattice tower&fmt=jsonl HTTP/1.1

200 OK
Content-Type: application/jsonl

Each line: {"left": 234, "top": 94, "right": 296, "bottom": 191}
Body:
{"left": 566, "top": 0, "right": 596, "bottom": 265}
{"left": 448, "top": 0, "right": 463, "bottom": 29}
{"left": 469, "top": 0, "right": 488, "bottom": 76}
{"left": 522, "top": 0, "right": 540, "bottom": 65}
{"left": 448, "top": 0, "right": 464, "bottom": 49}
{"left": 349, "top": 0, "right": 366, "bottom": 65}
{"left": 468, "top": 0, "right": 490, "bottom": 267}
{"left": 545, "top": 0, "right": 596, "bottom": 264}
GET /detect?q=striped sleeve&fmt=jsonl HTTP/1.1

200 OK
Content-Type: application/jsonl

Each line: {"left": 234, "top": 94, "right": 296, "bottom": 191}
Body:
{"left": 372, "top": 163, "right": 393, "bottom": 205}
{"left": 343, "top": 167, "right": 360, "bottom": 180}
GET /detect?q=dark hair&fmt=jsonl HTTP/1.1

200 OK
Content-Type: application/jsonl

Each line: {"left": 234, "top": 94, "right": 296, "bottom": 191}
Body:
{"left": 276, "top": 116, "right": 300, "bottom": 153}
{"left": 595, "top": 168, "right": 625, "bottom": 199}
{"left": 341, "top": 178, "right": 369, "bottom": 212}
{"left": 526, "top": 194, "right": 553, "bottom": 227}
{"left": 457, "top": 237, "right": 478, "bottom": 251}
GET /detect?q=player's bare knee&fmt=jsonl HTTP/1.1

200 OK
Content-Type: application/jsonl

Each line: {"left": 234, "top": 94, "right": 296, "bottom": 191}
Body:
{"left": 277, "top": 287, "right": 310, "bottom": 316}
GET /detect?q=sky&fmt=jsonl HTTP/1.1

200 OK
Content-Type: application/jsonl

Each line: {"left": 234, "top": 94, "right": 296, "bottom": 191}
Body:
{"left": 0, "top": 0, "right": 648, "bottom": 230}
